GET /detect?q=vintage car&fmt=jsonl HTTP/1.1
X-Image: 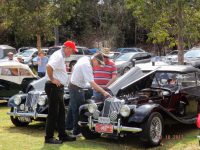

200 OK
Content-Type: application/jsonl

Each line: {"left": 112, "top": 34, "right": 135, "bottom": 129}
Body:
{"left": 0, "top": 61, "right": 38, "bottom": 100}
{"left": 7, "top": 76, "right": 70, "bottom": 127}
{"left": 78, "top": 65, "right": 200, "bottom": 146}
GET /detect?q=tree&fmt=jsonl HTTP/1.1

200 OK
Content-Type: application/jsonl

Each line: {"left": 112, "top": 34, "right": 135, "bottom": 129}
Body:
{"left": 125, "top": 0, "right": 200, "bottom": 64}
{"left": 0, "top": 0, "right": 78, "bottom": 50}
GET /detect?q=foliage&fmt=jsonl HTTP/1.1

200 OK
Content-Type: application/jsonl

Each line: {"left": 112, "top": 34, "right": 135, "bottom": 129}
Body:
{"left": 0, "top": 0, "right": 79, "bottom": 48}
{"left": 125, "top": 0, "right": 200, "bottom": 56}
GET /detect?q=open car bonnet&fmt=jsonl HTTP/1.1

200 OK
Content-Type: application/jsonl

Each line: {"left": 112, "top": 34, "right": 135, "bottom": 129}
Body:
{"left": 108, "top": 66, "right": 157, "bottom": 96}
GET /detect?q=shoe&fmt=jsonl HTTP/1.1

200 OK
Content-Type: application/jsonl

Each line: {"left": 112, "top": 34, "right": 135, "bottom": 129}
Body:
{"left": 45, "top": 138, "right": 63, "bottom": 144}
{"left": 59, "top": 134, "right": 76, "bottom": 142}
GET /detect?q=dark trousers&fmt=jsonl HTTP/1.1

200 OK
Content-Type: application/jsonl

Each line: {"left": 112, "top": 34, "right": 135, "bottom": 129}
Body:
{"left": 45, "top": 81, "right": 65, "bottom": 139}
{"left": 38, "top": 72, "right": 45, "bottom": 78}
{"left": 66, "top": 84, "right": 85, "bottom": 133}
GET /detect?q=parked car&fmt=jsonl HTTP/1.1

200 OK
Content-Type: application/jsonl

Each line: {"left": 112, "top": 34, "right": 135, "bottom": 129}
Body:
{"left": 15, "top": 48, "right": 38, "bottom": 65}
{"left": 65, "top": 46, "right": 93, "bottom": 71}
{"left": 7, "top": 77, "right": 70, "bottom": 126}
{"left": 165, "top": 50, "right": 188, "bottom": 62}
{"left": 0, "top": 61, "right": 38, "bottom": 100}
{"left": 116, "top": 47, "right": 146, "bottom": 53}
{"left": 17, "top": 47, "right": 34, "bottom": 53}
{"left": 108, "top": 52, "right": 121, "bottom": 60}
{"left": 183, "top": 49, "right": 200, "bottom": 68}
{"left": 78, "top": 65, "right": 200, "bottom": 146}
{"left": 46, "top": 46, "right": 62, "bottom": 58}
{"left": 115, "top": 52, "right": 151, "bottom": 75}
{"left": 88, "top": 48, "right": 100, "bottom": 54}
{"left": 41, "top": 47, "right": 49, "bottom": 54}
{"left": 0, "top": 45, "right": 16, "bottom": 59}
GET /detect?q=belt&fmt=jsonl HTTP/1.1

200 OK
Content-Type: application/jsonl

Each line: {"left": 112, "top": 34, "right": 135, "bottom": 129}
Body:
{"left": 69, "top": 83, "right": 82, "bottom": 90}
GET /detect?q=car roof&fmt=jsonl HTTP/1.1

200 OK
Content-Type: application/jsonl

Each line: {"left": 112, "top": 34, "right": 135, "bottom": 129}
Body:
{"left": 0, "top": 45, "right": 15, "bottom": 50}
{"left": 0, "top": 61, "right": 30, "bottom": 68}
{"left": 0, "top": 61, "right": 36, "bottom": 76}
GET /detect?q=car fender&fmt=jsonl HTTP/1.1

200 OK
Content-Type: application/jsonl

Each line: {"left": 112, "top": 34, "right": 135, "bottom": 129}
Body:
{"left": 128, "top": 103, "right": 161, "bottom": 123}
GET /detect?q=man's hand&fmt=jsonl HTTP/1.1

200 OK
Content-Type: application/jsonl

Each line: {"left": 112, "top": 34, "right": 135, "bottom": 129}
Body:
{"left": 51, "top": 78, "right": 61, "bottom": 87}
{"left": 103, "top": 91, "right": 112, "bottom": 98}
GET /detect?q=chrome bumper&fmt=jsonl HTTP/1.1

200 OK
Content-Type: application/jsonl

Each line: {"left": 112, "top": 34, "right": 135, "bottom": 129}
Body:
{"left": 7, "top": 107, "right": 47, "bottom": 119}
{"left": 78, "top": 116, "right": 142, "bottom": 134}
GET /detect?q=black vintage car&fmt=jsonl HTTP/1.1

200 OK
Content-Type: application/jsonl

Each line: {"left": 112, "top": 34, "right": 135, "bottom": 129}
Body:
{"left": 7, "top": 77, "right": 70, "bottom": 127}
{"left": 78, "top": 65, "right": 200, "bottom": 146}
{"left": 0, "top": 61, "right": 38, "bottom": 100}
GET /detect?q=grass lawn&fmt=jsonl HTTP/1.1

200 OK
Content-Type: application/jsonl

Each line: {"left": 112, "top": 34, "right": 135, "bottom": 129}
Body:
{"left": 0, "top": 101, "right": 199, "bottom": 150}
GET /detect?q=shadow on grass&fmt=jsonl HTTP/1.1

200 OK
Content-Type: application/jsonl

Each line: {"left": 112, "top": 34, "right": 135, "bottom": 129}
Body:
{"left": 5, "top": 122, "right": 45, "bottom": 138}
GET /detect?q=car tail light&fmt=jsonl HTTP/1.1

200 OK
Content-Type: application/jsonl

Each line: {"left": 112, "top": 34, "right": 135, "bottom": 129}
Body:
{"left": 196, "top": 113, "right": 200, "bottom": 128}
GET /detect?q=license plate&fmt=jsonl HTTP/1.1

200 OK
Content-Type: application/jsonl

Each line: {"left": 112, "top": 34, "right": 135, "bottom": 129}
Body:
{"left": 98, "top": 117, "right": 110, "bottom": 124}
{"left": 95, "top": 124, "right": 113, "bottom": 133}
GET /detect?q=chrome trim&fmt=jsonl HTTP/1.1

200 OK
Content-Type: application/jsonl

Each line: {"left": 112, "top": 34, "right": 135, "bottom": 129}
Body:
{"left": 7, "top": 107, "right": 47, "bottom": 119}
{"left": 78, "top": 118, "right": 142, "bottom": 133}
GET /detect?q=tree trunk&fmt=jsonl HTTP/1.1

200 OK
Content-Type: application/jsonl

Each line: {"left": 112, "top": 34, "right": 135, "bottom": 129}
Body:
{"left": 177, "top": 0, "right": 184, "bottom": 65}
{"left": 36, "top": 33, "right": 41, "bottom": 52}
{"left": 54, "top": 26, "right": 59, "bottom": 46}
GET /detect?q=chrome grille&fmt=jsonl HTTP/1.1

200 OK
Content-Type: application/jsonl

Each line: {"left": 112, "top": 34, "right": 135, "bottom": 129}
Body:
{"left": 25, "top": 91, "right": 40, "bottom": 111}
{"left": 102, "top": 97, "right": 123, "bottom": 117}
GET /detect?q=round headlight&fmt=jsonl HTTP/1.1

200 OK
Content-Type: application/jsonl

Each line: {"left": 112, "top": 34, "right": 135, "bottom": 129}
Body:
{"left": 88, "top": 103, "right": 97, "bottom": 114}
{"left": 38, "top": 96, "right": 46, "bottom": 106}
{"left": 19, "top": 104, "right": 25, "bottom": 111}
{"left": 120, "top": 105, "right": 130, "bottom": 117}
{"left": 14, "top": 95, "right": 22, "bottom": 105}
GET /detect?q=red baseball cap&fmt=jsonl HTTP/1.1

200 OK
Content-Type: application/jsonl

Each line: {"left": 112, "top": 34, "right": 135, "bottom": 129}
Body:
{"left": 64, "top": 41, "right": 78, "bottom": 53}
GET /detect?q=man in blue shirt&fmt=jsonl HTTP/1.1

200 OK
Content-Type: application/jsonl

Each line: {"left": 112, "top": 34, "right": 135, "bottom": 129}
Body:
{"left": 37, "top": 51, "right": 48, "bottom": 77}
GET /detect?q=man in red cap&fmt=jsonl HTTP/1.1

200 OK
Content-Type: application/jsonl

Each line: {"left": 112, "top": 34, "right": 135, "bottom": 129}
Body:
{"left": 44, "top": 40, "right": 77, "bottom": 144}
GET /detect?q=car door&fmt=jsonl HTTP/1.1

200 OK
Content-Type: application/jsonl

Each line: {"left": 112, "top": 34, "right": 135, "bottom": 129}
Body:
{"left": 0, "top": 67, "right": 21, "bottom": 99}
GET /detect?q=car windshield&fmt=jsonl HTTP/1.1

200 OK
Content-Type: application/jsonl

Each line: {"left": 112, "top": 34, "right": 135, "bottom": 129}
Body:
{"left": 184, "top": 50, "right": 200, "bottom": 58}
{"left": 115, "top": 53, "right": 135, "bottom": 61}
{"left": 20, "top": 50, "right": 35, "bottom": 57}
{"left": 152, "top": 72, "right": 196, "bottom": 88}
{"left": 152, "top": 72, "right": 178, "bottom": 87}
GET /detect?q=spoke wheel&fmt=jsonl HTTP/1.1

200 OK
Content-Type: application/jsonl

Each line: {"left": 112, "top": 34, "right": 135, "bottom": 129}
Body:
{"left": 140, "top": 112, "right": 163, "bottom": 146}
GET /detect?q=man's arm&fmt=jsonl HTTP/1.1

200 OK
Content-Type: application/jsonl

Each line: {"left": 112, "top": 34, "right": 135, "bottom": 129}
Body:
{"left": 46, "top": 64, "right": 61, "bottom": 87}
{"left": 90, "top": 81, "right": 111, "bottom": 97}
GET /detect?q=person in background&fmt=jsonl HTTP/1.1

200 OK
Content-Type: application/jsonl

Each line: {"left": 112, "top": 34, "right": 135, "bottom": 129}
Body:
{"left": 66, "top": 53, "right": 111, "bottom": 136}
{"left": 7, "top": 52, "right": 14, "bottom": 61}
{"left": 17, "top": 55, "right": 24, "bottom": 63}
{"left": 93, "top": 48, "right": 117, "bottom": 101}
{"left": 45, "top": 40, "right": 77, "bottom": 144}
{"left": 37, "top": 51, "right": 48, "bottom": 77}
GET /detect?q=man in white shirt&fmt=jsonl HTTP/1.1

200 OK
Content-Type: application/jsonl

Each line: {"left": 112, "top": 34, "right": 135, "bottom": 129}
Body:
{"left": 45, "top": 40, "right": 77, "bottom": 144}
{"left": 66, "top": 53, "right": 111, "bottom": 136}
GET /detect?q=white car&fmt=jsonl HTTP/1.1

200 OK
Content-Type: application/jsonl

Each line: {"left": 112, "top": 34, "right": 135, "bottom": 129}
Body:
{"left": 0, "top": 61, "right": 38, "bottom": 100}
